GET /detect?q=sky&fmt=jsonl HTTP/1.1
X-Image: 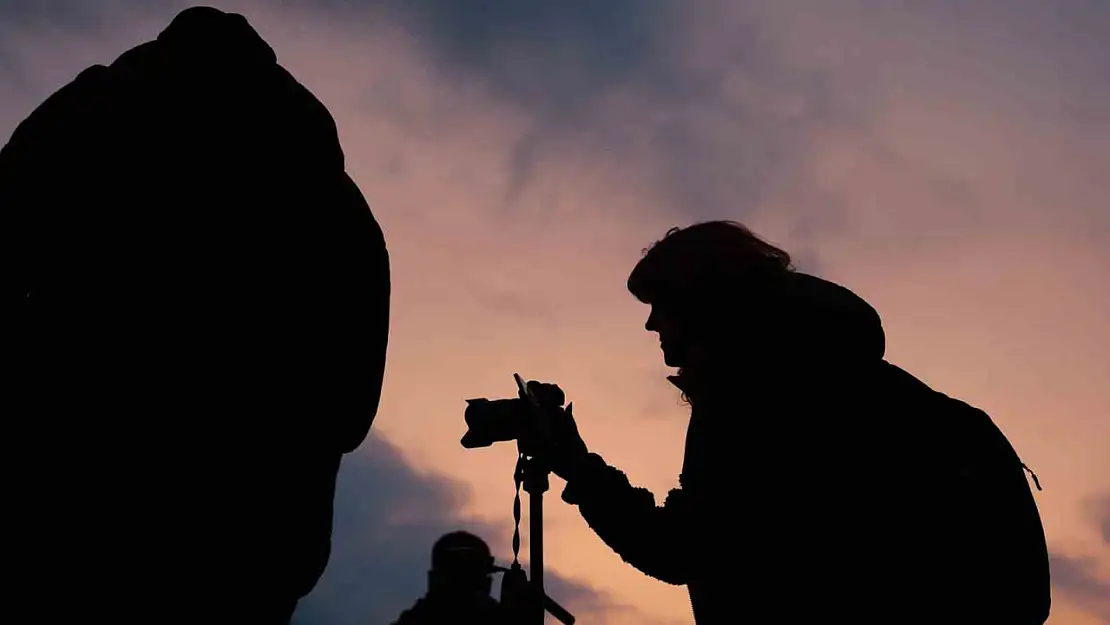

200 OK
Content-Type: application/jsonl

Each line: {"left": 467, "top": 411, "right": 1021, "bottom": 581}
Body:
{"left": 2, "top": 1, "right": 1108, "bottom": 623}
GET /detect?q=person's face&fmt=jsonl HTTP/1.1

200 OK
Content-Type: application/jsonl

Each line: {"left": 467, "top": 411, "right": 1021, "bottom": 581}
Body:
{"left": 645, "top": 300, "right": 689, "bottom": 368}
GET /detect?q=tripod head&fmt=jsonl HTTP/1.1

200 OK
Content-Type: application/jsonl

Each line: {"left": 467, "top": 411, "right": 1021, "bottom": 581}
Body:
{"left": 461, "top": 374, "right": 566, "bottom": 451}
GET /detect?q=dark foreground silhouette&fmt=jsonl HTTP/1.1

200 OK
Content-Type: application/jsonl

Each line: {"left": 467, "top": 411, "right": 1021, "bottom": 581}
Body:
{"left": 390, "top": 531, "right": 517, "bottom": 625}
{"left": 478, "top": 222, "right": 1053, "bottom": 625}
{"left": 6, "top": 6, "right": 390, "bottom": 623}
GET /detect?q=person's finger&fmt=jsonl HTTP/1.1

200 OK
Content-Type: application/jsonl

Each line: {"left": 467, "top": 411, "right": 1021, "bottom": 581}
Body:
{"left": 525, "top": 380, "right": 556, "bottom": 397}
{"left": 526, "top": 380, "right": 565, "bottom": 407}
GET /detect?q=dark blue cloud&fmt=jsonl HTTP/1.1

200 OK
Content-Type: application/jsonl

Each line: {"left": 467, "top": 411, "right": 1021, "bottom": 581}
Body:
{"left": 1048, "top": 554, "right": 1110, "bottom": 622}
{"left": 292, "top": 433, "right": 625, "bottom": 625}
{"left": 0, "top": 0, "right": 844, "bottom": 242}
{"left": 0, "top": 0, "right": 108, "bottom": 30}
{"left": 0, "top": 0, "right": 191, "bottom": 33}
{"left": 4, "top": 0, "right": 1109, "bottom": 230}
{"left": 369, "top": 0, "right": 672, "bottom": 118}
{"left": 1046, "top": 492, "right": 1110, "bottom": 622}
{"left": 256, "top": 0, "right": 848, "bottom": 225}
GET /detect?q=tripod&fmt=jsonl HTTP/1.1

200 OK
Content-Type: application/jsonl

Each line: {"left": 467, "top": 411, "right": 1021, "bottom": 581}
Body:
{"left": 502, "top": 375, "right": 575, "bottom": 625}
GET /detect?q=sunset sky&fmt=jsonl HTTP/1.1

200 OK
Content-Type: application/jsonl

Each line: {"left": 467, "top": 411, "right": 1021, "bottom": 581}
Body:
{"left": 2, "top": 1, "right": 1107, "bottom": 623}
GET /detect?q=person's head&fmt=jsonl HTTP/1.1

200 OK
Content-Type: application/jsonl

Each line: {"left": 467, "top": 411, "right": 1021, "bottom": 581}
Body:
{"left": 627, "top": 221, "right": 795, "bottom": 373}
{"left": 427, "top": 531, "right": 495, "bottom": 601}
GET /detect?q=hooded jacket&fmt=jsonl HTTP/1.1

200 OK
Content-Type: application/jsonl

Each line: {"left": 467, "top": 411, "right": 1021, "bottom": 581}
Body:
{"left": 561, "top": 273, "right": 1049, "bottom": 624}
{"left": 6, "top": 8, "right": 389, "bottom": 623}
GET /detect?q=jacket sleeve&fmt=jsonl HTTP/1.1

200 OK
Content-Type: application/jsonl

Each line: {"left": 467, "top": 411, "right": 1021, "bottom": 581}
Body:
{"left": 560, "top": 453, "right": 692, "bottom": 585}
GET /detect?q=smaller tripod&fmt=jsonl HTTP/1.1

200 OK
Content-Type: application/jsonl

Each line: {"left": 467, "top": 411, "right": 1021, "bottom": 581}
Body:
{"left": 500, "top": 375, "right": 575, "bottom": 625}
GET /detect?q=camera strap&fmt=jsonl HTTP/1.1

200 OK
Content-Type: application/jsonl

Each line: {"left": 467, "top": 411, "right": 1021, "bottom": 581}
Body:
{"left": 511, "top": 451, "right": 525, "bottom": 567}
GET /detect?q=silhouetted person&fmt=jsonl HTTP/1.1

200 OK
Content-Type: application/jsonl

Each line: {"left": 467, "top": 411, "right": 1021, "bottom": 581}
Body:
{"left": 390, "top": 531, "right": 515, "bottom": 625}
{"left": 526, "top": 221, "right": 1051, "bottom": 624}
{"left": 5, "top": 7, "right": 389, "bottom": 624}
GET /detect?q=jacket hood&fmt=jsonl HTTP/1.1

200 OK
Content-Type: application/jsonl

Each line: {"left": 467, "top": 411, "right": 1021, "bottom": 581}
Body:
{"left": 780, "top": 272, "right": 886, "bottom": 363}
{"left": 667, "top": 272, "right": 886, "bottom": 395}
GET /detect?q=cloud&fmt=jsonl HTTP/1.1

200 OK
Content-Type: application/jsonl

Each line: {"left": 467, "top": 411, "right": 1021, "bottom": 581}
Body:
{"left": 0, "top": 1, "right": 869, "bottom": 244}
{"left": 247, "top": 0, "right": 856, "bottom": 236}
{"left": 360, "top": 0, "right": 673, "bottom": 117}
{"left": 1049, "top": 554, "right": 1110, "bottom": 622}
{"left": 0, "top": 0, "right": 194, "bottom": 41}
{"left": 292, "top": 433, "right": 653, "bottom": 625}
{"left": 1048, "top": 493, "right": 1110, "bottom": 622}
{"left": 4, "top": 0, "right": 1109, "bottom": 240}
{"left": 0, "top": 0, "right": 117, "bottom": 30}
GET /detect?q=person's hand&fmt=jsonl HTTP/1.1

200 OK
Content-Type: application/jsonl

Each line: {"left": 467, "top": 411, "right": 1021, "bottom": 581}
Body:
{"left": 518, "top": 380, "right": 590, "bottom": 483}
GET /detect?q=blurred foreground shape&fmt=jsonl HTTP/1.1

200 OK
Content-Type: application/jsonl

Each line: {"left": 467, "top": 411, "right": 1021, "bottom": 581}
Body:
{"left": 5, "top": 6, "right": 390, "bottom": 623}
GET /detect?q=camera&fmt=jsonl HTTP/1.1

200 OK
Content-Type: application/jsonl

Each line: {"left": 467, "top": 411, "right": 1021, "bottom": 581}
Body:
{"left": 459, "top": 374, "right": 576, "bottom": 625}
{"left": 460, "top": 375, "right": 565, "bottom": 449}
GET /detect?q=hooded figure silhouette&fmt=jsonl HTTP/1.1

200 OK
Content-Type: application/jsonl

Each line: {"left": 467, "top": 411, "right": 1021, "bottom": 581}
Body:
{"left": 531, "top": 221, "right": 1050, "bottom": 625}
{"left": 5, "top": 7, "right": 390, "bottom": 623}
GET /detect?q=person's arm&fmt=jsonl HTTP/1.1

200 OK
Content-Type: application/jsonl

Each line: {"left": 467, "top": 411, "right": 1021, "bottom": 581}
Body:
{"left": 560, "top": 453, "right": 692, "bottom": 585}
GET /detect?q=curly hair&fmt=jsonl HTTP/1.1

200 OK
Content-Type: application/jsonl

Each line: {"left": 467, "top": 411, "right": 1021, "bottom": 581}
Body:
{"left": 627, "top": 220, "right": 794, "bottom": 304}
{"left": 627, "top": 221, "right": 795, "bottom": 404}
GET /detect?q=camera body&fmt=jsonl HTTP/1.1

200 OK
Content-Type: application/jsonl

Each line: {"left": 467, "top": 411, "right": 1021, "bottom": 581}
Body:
{"left": 460, "top": 376, "right": 566, "bottom": 450}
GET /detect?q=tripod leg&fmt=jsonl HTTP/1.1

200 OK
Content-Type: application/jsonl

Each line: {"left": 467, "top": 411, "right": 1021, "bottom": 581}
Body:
{"left": 529, "top": 487, "right": 545, "bottom": 624}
